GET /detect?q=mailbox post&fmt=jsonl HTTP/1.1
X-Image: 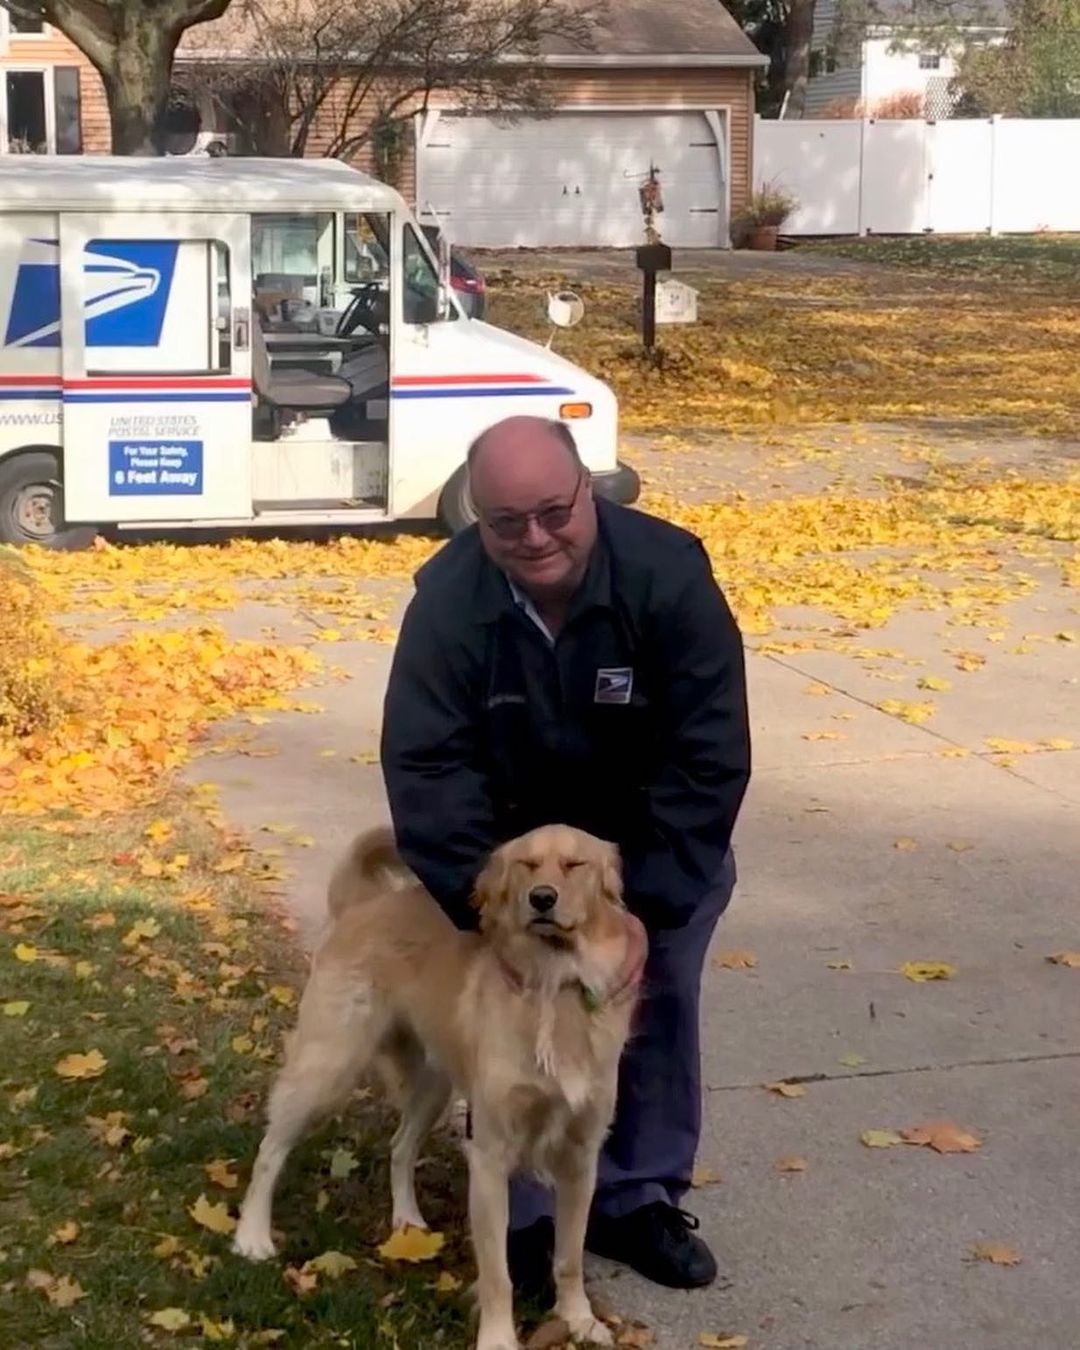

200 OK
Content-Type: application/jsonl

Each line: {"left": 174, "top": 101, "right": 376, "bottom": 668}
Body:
{"left": 636, "top": 241, "right": 672, "bottom": 355}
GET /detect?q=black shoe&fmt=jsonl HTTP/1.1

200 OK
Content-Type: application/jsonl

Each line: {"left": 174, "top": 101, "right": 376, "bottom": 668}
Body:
{"left": 507, "top": 1216, "right": 555, "bottom": 1309}
{"left": 586, "top": 1203, "right": 718, "bottom": 1289}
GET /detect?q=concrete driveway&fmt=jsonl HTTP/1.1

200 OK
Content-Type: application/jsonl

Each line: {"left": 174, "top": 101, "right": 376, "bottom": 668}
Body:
{"left": 185, "top": 424, "right": 1080, "bottom": 1350}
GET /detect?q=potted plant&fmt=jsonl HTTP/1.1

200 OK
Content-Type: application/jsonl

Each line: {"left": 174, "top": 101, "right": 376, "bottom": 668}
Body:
{"left": 734, "top": 183, "right": 799, "bottom": 251}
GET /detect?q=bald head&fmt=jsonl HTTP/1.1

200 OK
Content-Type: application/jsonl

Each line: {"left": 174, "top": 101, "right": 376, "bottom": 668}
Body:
{"left": 466, "top": 415, "right": 597, "bottom": 604}
{"left": 467, "top": 416, "right": 580, "bottom": 476}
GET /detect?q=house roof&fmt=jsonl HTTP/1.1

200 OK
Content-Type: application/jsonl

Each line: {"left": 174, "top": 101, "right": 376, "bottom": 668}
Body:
{"left": 861, "top": 0, "right": 1009, "bottom": 26}
{"left": 181, "top": 0, "right": 766, "bottom": 66}
{"left": 543, "top": 0, "right": 766, "bottom": 62}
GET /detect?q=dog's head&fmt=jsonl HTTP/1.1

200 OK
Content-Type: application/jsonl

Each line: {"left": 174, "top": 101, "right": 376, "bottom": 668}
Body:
{"left": 472, "top": 824, "right": 623, "bottom": 945}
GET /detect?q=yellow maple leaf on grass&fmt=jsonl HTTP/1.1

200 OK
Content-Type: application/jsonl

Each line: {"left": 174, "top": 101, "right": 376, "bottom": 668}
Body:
{"left": 376, "top": 1225, "right": 445, "bottom": 1263}
{"left": 54, "top": 1049, "right": 107, "bottom": 1080}
{"left": 306, "top": 1250, "right": 358, "bottom": 1279}
{"left": 147, "top": 1308, "right": 192, "bottom": 1332}
{"left": 188, "top": 1193, "right": 236, "bottom": 1235}
{"left": 204, "top": 1159, "right": 240, "bottom": 1189}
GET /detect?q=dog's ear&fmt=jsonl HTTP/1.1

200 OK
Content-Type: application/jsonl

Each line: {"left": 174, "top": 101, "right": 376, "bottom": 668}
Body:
{"left": 599, "top": 840, "right": 624, "bottom": 907}
{"left": 471, "top": 844, "right": 513, "bottom": 929}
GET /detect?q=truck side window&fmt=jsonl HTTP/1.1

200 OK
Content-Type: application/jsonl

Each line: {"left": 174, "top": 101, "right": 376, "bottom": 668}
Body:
{"left": 402, "top": 224, "right": 446, "bottom": 325}
{"left": 83, "top": 238, "right": 231, "bottom": 376}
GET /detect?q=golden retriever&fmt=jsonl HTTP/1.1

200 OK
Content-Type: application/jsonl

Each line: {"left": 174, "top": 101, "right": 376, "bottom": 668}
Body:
{"left": 232, "top": 823, "right": 647, "bottom": 1350}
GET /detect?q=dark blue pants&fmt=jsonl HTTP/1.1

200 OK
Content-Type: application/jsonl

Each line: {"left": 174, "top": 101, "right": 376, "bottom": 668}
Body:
{"left": 509, "top": 863, "right": 734, "bottom": 1228}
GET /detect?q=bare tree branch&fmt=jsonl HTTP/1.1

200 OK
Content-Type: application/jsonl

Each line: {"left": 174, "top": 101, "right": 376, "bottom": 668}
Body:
{"left": 180, "top": 0, "right": 601, "bottom": 171}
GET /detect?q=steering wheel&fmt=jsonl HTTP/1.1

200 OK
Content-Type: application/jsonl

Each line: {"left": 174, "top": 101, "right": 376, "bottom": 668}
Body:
{"left": 336, "top": 284, "right": 386, "bottom": 338}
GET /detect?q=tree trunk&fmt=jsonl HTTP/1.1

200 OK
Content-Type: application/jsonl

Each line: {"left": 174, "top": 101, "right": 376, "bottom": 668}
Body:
{"left": 783, "top": 0, "right": 817, "bottom": 118}
{"left": 100, "top": 17, "right": 175, "bottom": 153}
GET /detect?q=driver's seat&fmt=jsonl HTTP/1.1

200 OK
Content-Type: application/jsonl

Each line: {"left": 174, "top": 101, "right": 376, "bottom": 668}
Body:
{"left": 252, "top": 323, "right": 351, "bottom": 413}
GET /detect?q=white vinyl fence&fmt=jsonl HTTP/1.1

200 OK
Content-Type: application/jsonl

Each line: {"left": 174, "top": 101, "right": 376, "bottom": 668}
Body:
{"left": 754, "top": 115, "right": 1080, "bottom": 236}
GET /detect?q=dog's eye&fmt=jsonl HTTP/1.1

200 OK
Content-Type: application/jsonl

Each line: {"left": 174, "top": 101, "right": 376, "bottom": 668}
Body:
{"left": 564, "top": 860, "right": 586, "bottom": 871}
{"left": 522, "top": 859, "right": 540, "bottom": 871}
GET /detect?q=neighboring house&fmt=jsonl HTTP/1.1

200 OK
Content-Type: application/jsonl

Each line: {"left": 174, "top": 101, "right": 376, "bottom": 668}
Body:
{"left": 180, "top": 0, "right": 767, "bottom": 248}
{"left": 804, "top": 0, "right": 1007, "bottom": 117}
{"left": 0, "top": 9, "right": 108, "bottom": 154}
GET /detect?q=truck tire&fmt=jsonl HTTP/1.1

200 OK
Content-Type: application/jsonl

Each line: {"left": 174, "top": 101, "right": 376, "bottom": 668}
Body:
{"left": 435, "top": 464, "right": 478, "bottom": 535}
{"left": 0, "top": 451, "right": 97, "bottom": 550}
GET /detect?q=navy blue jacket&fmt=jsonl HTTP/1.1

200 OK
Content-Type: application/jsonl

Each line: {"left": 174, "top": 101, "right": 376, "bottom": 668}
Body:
{"left": 380, "top": 499, "right": 751, "bottom": 931}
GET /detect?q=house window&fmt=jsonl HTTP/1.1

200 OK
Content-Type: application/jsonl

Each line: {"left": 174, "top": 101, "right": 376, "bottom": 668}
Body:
{"left": 2, "top": 66, "right": 82, "bottom": 154}
{"left": 918, "top": 52, "right": 942, "bottom": 70}
{"left": 11, "top": 15, "right": 47, "bottom": 34}
{"left": 6, "top": 71, "right": 47, "bottom": 151}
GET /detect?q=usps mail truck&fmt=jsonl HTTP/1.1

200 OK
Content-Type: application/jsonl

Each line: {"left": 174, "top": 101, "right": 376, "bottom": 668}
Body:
{"left": 0, "top": 157, "right": 637, "bottom": 548}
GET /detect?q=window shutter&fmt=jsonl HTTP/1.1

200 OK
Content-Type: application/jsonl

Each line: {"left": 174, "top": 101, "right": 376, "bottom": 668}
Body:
{"left": 53, "top": 66, "right": 82, "bottom": 154}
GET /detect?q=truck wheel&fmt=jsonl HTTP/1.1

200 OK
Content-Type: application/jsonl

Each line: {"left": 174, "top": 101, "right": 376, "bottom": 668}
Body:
{"left": 0, "top": 451, "right": 97, "bottom": 550}
{"left": 436, "top": 464, "right": 478, "bottom": 535}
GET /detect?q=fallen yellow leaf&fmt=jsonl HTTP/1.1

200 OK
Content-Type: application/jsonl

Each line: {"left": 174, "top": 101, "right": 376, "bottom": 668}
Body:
{"left": 51, "top": 1220, "right": 80, "bottom": 1245}
{"left": 861, "top": 1128, "right": 905, "bottom": 1148}
{"left": 3, "top": 1000, "right": 30, "bottom": 1016}
{"left": 188, "top": 1193, "right": 237, "bottom": 1235}
{"left": 901, "top": 1120, "right": 983, "bottom": 1154}
{"left": 690, "top": 1166, "right": 723, "bottom": 1188}
{"left": 826, "top": 959, "right": 853, "bottom": 970}
{"left": 306, "top": 1249, "right": 358, "bottom": 1279}
{"left": 55, "top": 1049, "right": 107, "bottom": 1080}
{"left": 376, "top": 1225, "right": 446, "bottom": 1263}
{"left": 200, "top": 1316, "right": 237, "bottom": 1342}
{"left": 1046, "top": 951, "right": 1080, "bottom": 968}
{"left": 776, "top": 1155, "right": 807, "bottom": 1172}
{"left": 713, "top": 949, "right": 758, "bottom": 970}
{"left": 984, "top": 737, "right": 1038, "bottom": 754}
{"left": 893, "top": 837, "right": 918, "bottom": 851}
{"left": 433, "top": 1270, "right": 462, "bottom": 1293}
{"left": 877, "top": 699, "right": 936, "bottom": 725}
{"left": 268, "top": 984, "right": 296, "bottom": 1007}
{"left": 147, "top": 1308, "right": 192, "bottom": 1332}
{"left": 917, "top": 675, "right": 953, "bottom": 692}
{"left": 900, "top": 960, "right": 956, "bottom": 982}
{"left": 121, "top": 917, "right": 161, "bottom": 947}
{"left": 699, "top": 1336, "right": 749, "bottom": 1349}
{"left": 13, "top": 942, "right": 37, "bottom": 963}
{"left": 971, "top": 1242, "right": 1022, "bottom": 1266}
{"left": 764, "top": 1081, "right": 807, "bottom": 1099}
{"left": 204, "top": 1158, "right": 240, "bottom": 1190}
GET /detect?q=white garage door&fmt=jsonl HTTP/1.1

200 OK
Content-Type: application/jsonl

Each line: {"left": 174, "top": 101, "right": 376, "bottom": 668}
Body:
{"left": 418, "top": 111, "right": 727, "bottom": 248}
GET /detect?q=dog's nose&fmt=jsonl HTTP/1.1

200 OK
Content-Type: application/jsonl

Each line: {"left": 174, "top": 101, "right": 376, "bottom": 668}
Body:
{"left": 529, "top": 885, "right": 558, "bottom": 913}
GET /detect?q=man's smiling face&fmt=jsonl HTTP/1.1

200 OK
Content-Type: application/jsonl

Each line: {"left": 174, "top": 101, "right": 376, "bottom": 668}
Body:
{"left": 468, "top": 417, "right": 598, "bottom": 602}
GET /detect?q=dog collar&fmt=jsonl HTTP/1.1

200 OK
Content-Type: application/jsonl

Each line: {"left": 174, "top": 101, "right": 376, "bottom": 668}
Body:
{"left": 496, "top": 911, "right": 647, "bottom": 1013}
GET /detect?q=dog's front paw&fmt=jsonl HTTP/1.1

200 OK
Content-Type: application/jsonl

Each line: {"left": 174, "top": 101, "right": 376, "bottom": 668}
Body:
{"left": 475, "top": 1321, "right": 520, "bottom": 1350}
{"left": 565, "top": 1313, "right": 613, "bottom": 1347}
{"left": 231, "top": 1221, "right": 277, "bottom": 1262}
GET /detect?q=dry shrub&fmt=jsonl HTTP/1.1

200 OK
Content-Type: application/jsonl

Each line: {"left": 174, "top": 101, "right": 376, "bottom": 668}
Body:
{"left": 818, "top": 90, "right": 926, "bottom": 119}
{"left": 0, "top": 553, "right": 71, "bottom": 737}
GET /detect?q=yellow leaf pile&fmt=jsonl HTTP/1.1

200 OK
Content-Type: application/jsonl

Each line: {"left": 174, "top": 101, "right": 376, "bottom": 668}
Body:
{"left": 0, "top": 619, "right": 322, "bottom": 816}
{"left": 490, "top": 270, "right": 1080, "bottom": 436}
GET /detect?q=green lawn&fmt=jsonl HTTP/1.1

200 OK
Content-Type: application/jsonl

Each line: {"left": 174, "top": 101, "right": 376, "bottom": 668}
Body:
{"left": 0, "top": 804, "right": 473, "bottom": 1349}
{"left": 798, "top": 234, "right": 1080, "bottom": 289}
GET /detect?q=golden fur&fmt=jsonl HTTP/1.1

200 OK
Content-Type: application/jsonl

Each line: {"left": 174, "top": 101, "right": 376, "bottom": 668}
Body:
{"left": 233, "top": 824, "right": 646, "bottom": 1350}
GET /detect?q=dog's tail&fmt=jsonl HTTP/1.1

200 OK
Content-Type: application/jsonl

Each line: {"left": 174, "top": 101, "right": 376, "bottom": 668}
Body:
{"left": 326, "top": 826, "right": 415, "bottom": 922}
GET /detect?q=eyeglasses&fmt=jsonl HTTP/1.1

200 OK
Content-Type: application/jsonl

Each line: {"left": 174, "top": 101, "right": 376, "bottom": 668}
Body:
{"left": 481, "top": 472, "right": 586, "bottom": 541}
